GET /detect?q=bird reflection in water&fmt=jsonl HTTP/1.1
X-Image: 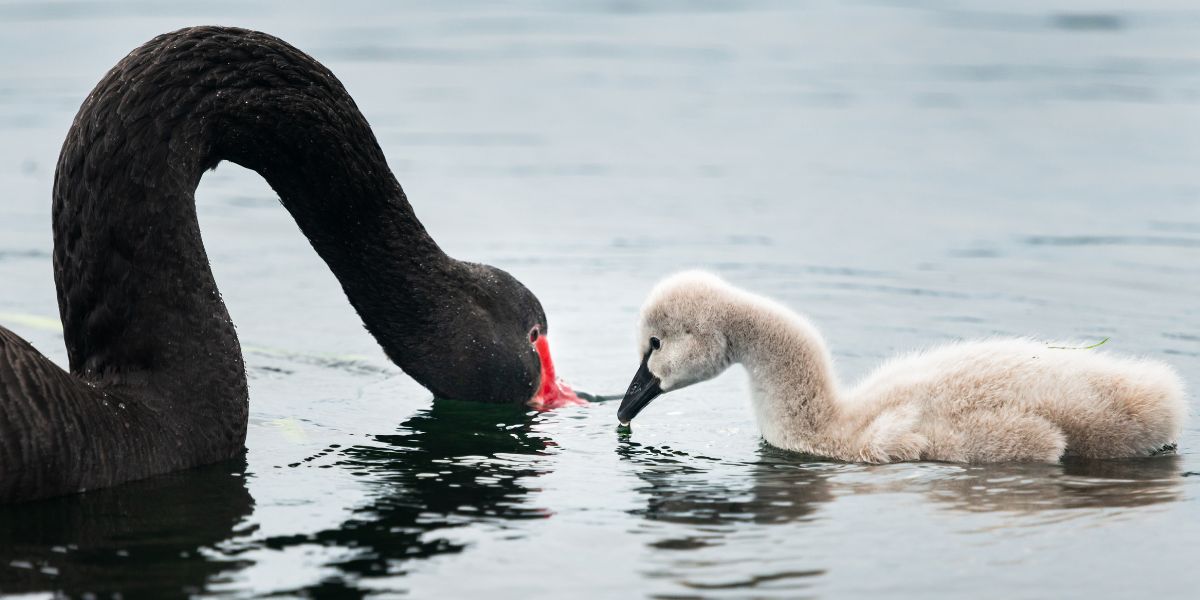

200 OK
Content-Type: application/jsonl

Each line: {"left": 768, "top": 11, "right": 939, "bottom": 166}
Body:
{"left": 616, "top": 440, "right": 837, "bottom": 545}
{"left": 0, "top": 457, "right": 254, "bottom": 597}
{"left": 618, "top": 440, "right": 1185, "bottom": 533}
{"left": 919, "top": 454, "right": 1185, "bottom": 514}
{"left": 262, "top": 399, "right": 553, "bottom": 594}
{"left": 616, "top": 439, "right": 1184, "bottom": 595}
{"left": 615, "top": 439, "right": 834, "bottom": 595}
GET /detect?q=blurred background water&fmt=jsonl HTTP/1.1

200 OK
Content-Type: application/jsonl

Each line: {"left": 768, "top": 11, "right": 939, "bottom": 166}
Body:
{"left": 1, "top": 0, "right": 1198, "bottom": 597}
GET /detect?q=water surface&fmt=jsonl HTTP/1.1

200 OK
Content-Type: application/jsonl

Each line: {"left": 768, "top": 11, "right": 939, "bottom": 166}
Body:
{"left": 1, "top": 1, "right": 1198, "bottom": 597}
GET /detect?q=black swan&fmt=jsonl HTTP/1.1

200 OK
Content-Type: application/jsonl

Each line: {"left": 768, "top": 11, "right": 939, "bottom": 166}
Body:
{"left": 0, "top": 26, "right": 581, "bottom": 503}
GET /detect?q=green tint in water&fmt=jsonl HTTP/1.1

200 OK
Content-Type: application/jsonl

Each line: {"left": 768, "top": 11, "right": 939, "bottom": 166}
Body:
{"left": 256, "top": 401, "right": 553, "bottom": 592}
{"left": 0, "top": 460, "right": 254, "bottom": 596}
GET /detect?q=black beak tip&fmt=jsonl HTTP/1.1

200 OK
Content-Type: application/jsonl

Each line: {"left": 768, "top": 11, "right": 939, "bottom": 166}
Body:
{"left": 617, "top": 378, "right": 663, "bottom": 424}
{"left": 616, "top": 406, "right": 637, "bottom": 425}
{"left": 618, "top": 348, "right": 665, "bottom": 424}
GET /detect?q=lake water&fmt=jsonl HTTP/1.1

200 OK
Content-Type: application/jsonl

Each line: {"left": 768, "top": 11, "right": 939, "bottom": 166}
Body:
{"left": 1, "top": 1, "right": 1198, "bottom": 597}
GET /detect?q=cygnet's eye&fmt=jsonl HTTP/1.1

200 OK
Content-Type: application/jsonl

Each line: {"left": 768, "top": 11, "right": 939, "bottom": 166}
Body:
{"left": 649, "top": 336, "right": 661, "bottom": 351}
{"left": 529, "top": 327, "right": 540, "bottom": 344}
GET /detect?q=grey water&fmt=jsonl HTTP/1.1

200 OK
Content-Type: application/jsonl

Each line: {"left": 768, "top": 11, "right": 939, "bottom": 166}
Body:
{"left": 1, "top": 1, "right": 1198, "bottom": 597}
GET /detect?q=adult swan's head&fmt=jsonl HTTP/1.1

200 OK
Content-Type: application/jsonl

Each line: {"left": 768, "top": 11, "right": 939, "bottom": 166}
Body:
{"left": 377, "top": 260, "right": 558, "bottom": 404}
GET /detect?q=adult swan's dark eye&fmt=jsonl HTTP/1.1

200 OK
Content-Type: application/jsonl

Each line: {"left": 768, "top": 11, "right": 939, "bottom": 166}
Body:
{"left": 530, "top": 327, "right": 540, "bottom": 343}
{"left": 649, "top": 336, "right": 661, "bottom": 350}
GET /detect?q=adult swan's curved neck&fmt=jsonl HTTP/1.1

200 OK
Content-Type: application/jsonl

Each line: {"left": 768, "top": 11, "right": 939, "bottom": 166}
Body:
{"left": 55, "top": 26, "right": 441, "bottom": 387}
{"left": 0, "top": 27, "right": 551, "bottom": 502}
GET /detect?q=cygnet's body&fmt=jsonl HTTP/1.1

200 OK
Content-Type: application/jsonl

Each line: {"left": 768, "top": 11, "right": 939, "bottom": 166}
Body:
{"left": 618, "top": 272, "right": 1187, "bottom": 463}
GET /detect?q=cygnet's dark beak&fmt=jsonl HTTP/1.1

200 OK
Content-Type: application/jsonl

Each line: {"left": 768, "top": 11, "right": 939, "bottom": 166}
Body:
{"left": 617, "top": 349, "right": 663, "bottom": 424}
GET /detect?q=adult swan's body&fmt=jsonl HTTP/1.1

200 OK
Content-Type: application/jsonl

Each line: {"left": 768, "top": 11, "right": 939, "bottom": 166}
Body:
{"left": 0, "top": 26, "right": 579, "bottom": 503}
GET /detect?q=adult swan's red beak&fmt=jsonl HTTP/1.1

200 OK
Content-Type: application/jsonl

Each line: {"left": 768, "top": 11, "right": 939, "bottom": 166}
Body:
{"left": 528, "top": 336, "right": 586, "bottom": 410}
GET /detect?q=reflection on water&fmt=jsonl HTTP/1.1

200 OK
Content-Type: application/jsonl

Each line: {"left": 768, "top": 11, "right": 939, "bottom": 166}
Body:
{"left": 261, "top": 400, "right": 552, "bottom": 594}
{"left": 613, "top": 442, "right": 1185, "bottom": 595}
{"left": 926, "top": 456, "right": 1184, "bottom": 514}
{"left": 619, "top": 441, "right": 835, "bottom": 532}
{"left": 0, "top": 402, "right": 555, "bottom": 596}
{"left": 0, "top": 458, "right": 253, "bottom": 597}
{"left": 619, "top": 442, "right": 1183, "bottom": 532}
{"left": 3, "top": 408, "right": 1182, "bottom": 596}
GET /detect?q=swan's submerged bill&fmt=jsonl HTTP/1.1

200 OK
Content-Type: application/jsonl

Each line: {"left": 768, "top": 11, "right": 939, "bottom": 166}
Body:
{"left": 618, "top": 271, "right": 1187, "bottom": 463}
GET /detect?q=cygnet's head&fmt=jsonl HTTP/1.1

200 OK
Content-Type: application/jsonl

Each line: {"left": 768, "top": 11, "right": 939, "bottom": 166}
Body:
{"left": 618, "top": 271, "right": 737, "bottom": 424}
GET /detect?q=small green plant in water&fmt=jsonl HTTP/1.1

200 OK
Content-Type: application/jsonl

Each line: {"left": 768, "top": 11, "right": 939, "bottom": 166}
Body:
{"left": 1048, "top": 338, "right": 1110, "bottom": 351}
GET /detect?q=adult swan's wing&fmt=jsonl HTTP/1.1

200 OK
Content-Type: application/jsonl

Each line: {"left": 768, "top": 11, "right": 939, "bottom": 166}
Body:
{"left": 0, "top": 326, "right": 203, "bottom": 502}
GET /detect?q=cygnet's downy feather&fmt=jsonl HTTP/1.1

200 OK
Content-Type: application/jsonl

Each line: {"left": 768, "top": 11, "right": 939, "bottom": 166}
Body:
{"left": 618, "top": 271, "right": 1187, "bottom": 463}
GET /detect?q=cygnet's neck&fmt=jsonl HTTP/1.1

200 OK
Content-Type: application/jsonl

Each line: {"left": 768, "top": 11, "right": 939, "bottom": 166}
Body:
{"left": 722, "top": 292, "right": 842, "bottom": 452}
